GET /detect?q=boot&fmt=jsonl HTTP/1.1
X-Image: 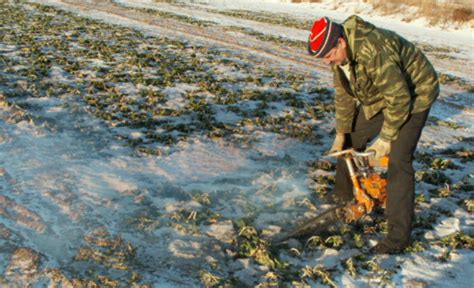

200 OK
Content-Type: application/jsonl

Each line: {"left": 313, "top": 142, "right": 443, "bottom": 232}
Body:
{"left": 372, "top": 238, "right": 408, "bottom": 254}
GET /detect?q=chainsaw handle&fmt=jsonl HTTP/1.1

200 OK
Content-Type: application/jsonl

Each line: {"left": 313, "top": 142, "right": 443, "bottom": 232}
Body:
{"left": 326, "top": 148, "right": 389, "bottom": 167}
{"left": 353, "top": 150, "right": 376, "bottom": 157}
{"left": 325, "top": 148, "right": 375, "bottom": 158}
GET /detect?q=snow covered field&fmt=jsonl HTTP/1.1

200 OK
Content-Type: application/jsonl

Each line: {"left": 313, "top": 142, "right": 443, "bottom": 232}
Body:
{"left": 0, "top": 0, "right": 472, "bottom": 286}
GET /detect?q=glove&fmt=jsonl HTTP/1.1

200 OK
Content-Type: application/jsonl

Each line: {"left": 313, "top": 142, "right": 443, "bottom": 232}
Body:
{"left": 366, "top": 138, "right": 391, "bottom": 159}
{"left": 328, "top": 133, "right": 345, "bottom": 154}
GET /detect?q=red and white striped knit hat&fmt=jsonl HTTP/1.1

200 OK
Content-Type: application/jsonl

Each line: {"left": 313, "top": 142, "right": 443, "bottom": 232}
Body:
{"left": 308, "top": 17, "right": 343, "bottom": 58}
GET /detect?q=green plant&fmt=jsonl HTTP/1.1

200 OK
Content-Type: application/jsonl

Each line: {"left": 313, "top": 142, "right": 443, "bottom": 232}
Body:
{"left": 405, "top": 241, "right": 425, "bottom": 253}
{"left": 235, "top": 223, "right": 288, "bottom": 270}
{"left": 301, "top": 265, "right": 337, "bottom": 288}
{"left": 324, "top": 235, "right": 344, "bottom": 249}
{"left": 344, "top": 257, "right": 358, "bottom": 278}
{"left": 432, "top": 232, "right": 474, "bottom": 250}
{"left": 415, "top": 170, "right": 452, "bottom": 185}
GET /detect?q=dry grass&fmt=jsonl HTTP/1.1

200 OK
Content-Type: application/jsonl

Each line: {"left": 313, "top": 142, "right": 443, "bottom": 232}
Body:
{"left": 293, "top": 0, "right": 473, "bottom": 26}
{"left": 292, "top": 0, "right": 323, "bottom": 3}
{"left": 369, "top": 0, "right": 473, "bottom": 26}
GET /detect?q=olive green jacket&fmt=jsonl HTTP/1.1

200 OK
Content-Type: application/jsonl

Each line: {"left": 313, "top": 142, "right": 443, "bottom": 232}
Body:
{"left": 333, "top": 15, "right": 439, "bottom": 141}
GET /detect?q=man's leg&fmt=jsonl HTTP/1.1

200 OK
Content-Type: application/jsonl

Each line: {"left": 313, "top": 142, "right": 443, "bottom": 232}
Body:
{"left": 332, "top": 108, "right": 384, "bottom": 203}
{"left": 382, "top": 109, "right": 431, "bottom": 250}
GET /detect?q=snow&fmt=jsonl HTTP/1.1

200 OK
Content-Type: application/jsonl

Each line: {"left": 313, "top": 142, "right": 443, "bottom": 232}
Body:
{"left": 194, "top": 0, "right": 473, "bottom": 43}
{"left": 399, "top": 252, "right": 474, "bottom": 287}
{"left": 0, "top": 0, "right": 472, "bottom": 286}
{"left": 114, "top": 0, "right": 474, "bottom": 82}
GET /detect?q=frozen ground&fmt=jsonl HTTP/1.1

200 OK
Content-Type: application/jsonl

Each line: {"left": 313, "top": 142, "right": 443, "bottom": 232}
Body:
{"left": 0, "top": 0, "right": 472, "bottom": 287}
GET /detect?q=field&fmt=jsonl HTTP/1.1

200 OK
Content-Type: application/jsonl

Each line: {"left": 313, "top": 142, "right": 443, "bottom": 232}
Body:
{"left": 0, "top": 0, "right": 472, "bottom": 287}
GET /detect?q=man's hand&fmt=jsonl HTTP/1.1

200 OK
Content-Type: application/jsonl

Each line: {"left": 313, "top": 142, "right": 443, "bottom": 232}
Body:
{"left": 328, "top": 133, "right": 345, "bottom": 154}
{"left": 366, "top": 138, "right": 391, "bottom": 159}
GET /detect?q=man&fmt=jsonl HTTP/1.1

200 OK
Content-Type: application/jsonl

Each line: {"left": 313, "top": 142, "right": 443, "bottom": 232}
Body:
{"left": 308, "top": 16, "right": 439, "bottom": 254}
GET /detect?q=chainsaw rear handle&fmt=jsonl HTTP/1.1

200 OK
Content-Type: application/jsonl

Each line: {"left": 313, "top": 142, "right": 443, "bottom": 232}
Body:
{"left": 325, "top": 148, "right": 375, "bottom": 158}
{"left": 326, "top": 148, "right": 389, "bottom": 168}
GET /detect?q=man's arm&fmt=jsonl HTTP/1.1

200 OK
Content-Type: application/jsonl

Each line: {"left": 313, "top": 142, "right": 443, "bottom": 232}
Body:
{"left": 372, "top": 52, "right": 412, "bottom": 141}
{"left": 333, "top": 67, "right": 357, "bottom": 134}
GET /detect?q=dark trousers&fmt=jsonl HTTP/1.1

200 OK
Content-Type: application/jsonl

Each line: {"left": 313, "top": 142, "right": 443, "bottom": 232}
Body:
{"left": 334, "top": 106, "right": 430, "bottom": 245}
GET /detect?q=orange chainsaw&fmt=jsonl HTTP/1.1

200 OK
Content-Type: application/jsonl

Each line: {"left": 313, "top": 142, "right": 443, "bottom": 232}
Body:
{"left": 273, "top": 149, "right": 389, "bottom": 242}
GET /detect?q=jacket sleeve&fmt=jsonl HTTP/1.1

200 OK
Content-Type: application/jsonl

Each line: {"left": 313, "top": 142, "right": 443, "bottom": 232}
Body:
{"left": 334, "top": 67, "right": 357, "bottom": 134}
{"left": 372, "top": 52, "right": 411, "bottom": 141}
